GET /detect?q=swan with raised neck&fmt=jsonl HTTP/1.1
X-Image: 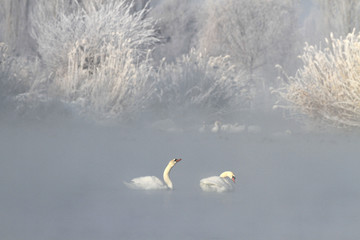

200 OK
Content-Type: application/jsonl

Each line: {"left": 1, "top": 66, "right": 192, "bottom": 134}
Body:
{"left": 163, "top": 158, "right": 181, "bottom": 189}
{"left": 125, "top": 158, "right": 182, "bottom": 190}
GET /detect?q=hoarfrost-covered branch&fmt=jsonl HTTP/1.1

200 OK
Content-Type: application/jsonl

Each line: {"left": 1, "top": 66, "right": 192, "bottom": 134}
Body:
{"left": 29, "top": 0, "right": 159, "bottom": 121}
{"left": 153, "top": 49, "right": 253, "bottom": 119}
{"left": 274, "top": 31, "right": 360, "bottom": 128}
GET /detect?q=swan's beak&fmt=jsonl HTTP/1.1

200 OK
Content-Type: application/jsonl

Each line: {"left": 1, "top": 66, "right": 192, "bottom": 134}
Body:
{"left": 175, "top": 158, "right": 182, "bottom": 162}
{"left": 232, "top": 176, "right": 236, "bottom": 183}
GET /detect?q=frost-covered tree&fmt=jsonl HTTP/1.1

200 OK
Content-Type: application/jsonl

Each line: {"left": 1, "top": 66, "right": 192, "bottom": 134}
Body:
{"left": 0, "top": 42, "right": 46, "bottom": 116}
{"left": 304, "top": 0, "right": 360, "bottom": 43}
{"left": 30, "top": 0, "right": 158, "bottom": 73}
{"left": 0, "top": 42, "right": 26, "bottom": 98}
{"left": 29, "top": 0, "right": 160, "bottom": 121}
{"left": 198, "top": 0, "right": 299, "bottom": 79}
{"left": 275, "top": 31, "right": 360, "bottom": 128}
{"left": 149, "top": 0, "right": 200, "bottom": 63}
{"left": 153, "top": 48, "right": 252, "bottom": 120}
{"left": 197, "top": 0, "right": 300, "bottom": 111}
{"left": 0, "top": 42, "right": 39, "bottom": 98}
{"left": 0, "top": 0, "right": 36, "bottom": 53}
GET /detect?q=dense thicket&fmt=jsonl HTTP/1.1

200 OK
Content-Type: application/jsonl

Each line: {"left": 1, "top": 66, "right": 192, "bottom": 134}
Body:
{"left": 3, "top": 0, "right": 360, "bottom": 129}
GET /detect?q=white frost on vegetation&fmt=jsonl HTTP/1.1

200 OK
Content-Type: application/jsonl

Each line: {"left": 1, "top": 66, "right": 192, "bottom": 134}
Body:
{"left": 153, "top": 49, "right": 252, "bottom": 120}
{"left": 275, "top": 30, "right": 360, "bottom": 128}
{"left": 0, "top": 42, "right": 42, "bottom": 103}
{"left": 198, "top": 0, "right": 298, "bottom": 79}
{"left": 1, "top": 0, "right": 268, "bottom": 124}
{"left": 30, "top": 0, "right": 159, "bottom": 121}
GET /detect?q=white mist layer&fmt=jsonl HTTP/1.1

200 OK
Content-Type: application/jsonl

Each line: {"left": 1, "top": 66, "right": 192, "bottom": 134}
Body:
{"left": 1, "top": 121, "right": 360, "bottom": 240}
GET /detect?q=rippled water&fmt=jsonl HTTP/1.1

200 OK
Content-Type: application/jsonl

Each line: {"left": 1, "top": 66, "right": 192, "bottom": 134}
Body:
{"left": 1, "top": 120, "right": 360, "bottom": 240}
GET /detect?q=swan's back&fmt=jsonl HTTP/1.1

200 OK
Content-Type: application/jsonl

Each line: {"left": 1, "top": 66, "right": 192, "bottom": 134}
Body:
{"left": 124, "top": 176, "right": 168, "bottom": 190}
{"left": 200, "top": 176, "right": 234, "bottom": 192}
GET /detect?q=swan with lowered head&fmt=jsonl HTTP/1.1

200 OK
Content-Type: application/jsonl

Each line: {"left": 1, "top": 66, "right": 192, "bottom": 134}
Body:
{"left": 125, "top": 158, "right": 182, "bottom": 190}
{"left": 200, "top": 171, "right": 236, "bottom": 192}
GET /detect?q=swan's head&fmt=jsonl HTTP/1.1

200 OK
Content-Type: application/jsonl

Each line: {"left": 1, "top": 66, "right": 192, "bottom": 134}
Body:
{"left": 220, "top": 171, "right": 236, "bottom": 183}
{"left": 168, "top": 158, "right": 182, "bottom": 167}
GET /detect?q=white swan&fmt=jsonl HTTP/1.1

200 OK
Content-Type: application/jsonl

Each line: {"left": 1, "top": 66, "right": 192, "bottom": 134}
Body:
{"left": 200, "top": 171, "right": 236, "bottom": 192}
{"left": 125, "top": 158, "right": 182, "bottom": 190}
{"left": 211, "top": 121, "right": 222, "bottom": 133}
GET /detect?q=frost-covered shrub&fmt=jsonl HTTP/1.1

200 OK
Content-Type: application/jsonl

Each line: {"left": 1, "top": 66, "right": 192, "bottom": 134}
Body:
{"left": 304, "top": 0, "right": 360, "bottom": 44}
{"left": 30, "top": 0, "right": 83, "bottom": 72}
{"left": 0, "top": 42, "right": 52, "bottom": 117}
{"left": 64, "top": 42, "right": 157, "bottom": 120}
{"left": 0, "top": 43, "right": 19, "bottom": 98}
{"left": 149, "top": 0, "right": 199, "bottom": 63}
{"left": 275, "top": 31, "right": 360, "bottom": 128}
{"left": 0, "top": 0, "right": 35, "bottom": 53}
{"left": 153, "top": 49, "right": 252, "bottom": 119}
{"left": 30, "top": 0, "right": 160, "bottom": 121}
{"left": 196, "top": 0, "right": 299, "bottom": 111}
{"left": 198, "top": 0, "right": 298, "bottom": 78}
{"left": 30, "top": 0, "right": 158, "bottom": 72}
{"left": 0, "top": 42, "right": 39, "bottom": 99}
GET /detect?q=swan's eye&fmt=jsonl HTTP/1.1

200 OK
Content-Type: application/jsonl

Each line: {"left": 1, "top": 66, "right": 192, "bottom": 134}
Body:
{"left": 232, "top": 176, "right": 236, "bottom": 179}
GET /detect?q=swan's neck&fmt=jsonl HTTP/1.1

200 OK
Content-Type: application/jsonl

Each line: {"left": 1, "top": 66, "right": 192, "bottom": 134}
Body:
{"left": 163, "top": 163, "right": 174, "bottom": 189}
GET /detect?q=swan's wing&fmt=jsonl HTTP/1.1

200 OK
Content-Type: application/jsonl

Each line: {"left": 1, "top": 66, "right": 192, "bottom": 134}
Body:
{"left": 200, "top": 176, "right": 234, "bottom": 192}
{"left": 124, "top": 176, "right": 167, "bottom": 190}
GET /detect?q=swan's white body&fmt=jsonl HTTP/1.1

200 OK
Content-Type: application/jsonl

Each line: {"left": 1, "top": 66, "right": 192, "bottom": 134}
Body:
{"left": 125, "top": 159, "right": 181, "bottom": 190}
{"left": 200, "top": 171, "right": 236, "bottom": 192}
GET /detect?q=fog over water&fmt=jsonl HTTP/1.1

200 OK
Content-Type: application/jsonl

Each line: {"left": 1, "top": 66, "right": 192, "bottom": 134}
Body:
{"left": 1, "top": 118, "right": 360, "bottom": 240}
{"left": 1, "top": 0, "right": 360, "bottom": 239}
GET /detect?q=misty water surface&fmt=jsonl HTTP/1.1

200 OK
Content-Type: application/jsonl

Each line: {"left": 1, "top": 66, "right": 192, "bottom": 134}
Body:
{"left": 1, "top": 119, "right": 360, "bottom": 240}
